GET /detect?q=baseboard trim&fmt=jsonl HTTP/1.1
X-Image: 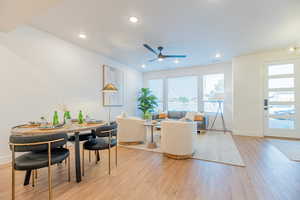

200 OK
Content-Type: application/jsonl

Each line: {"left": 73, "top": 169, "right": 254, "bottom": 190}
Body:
{"left": 119, "top": 141, "right": 144, "bottom": 145}
{"left": 0, "top": 154, "right": 11, "bottom": 165}
{"left": 232, "top": 129, "right": 264, "bottom": 137}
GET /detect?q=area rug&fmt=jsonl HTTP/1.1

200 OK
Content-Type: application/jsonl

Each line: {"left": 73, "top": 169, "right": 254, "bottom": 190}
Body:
{"left": 119, "top": 131, "right": 245, "bottom": 167}
{"left": 268, "top": 139, "right": 300, "bottom": 162}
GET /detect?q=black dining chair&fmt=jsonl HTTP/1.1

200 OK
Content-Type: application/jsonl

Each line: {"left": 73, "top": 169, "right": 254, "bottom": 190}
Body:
{"left": 9, "top": 133, "right": 70, "bottom": 200}
{"left": 82, "top": 123, "right": 118, "bottom": 175}
{"left": 84, "top": 121, "right": 117, "bottom": 165}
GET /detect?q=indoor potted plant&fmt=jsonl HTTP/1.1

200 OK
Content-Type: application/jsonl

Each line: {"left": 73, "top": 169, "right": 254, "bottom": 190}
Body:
{"left": 138, "top": 88, "right": 158, "bottom": 120}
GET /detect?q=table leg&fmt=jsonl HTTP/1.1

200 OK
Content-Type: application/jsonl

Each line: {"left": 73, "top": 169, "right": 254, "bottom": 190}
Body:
{"left": 147, "top": 126, "right": 157, "bottom": 149}
{"left": 74, "top": 132, "right": 82, "bottom": 183}
{"left": 23, "top": 170, "right": 31, "bottom": 186}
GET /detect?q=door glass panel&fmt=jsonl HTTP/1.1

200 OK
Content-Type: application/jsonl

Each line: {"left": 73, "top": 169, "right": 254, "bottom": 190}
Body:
{"left": 269, "top": 118, "right": 295, "bottom": 129}
{"left": 268, "top": 64, "right": 294, "bottom": 76}
{"left": 269, "top": 105, "right": 295, "bottom": 116}
{"left": 269, "top": 91, "right": 295, "bottom": 102}
{"left": 269, "top": 78, "right": 294, "bottom": 89}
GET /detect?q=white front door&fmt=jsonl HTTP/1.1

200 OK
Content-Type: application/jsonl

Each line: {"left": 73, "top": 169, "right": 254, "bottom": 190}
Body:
{"left": 264, "top": 60, "right": 300, "bottom": 138}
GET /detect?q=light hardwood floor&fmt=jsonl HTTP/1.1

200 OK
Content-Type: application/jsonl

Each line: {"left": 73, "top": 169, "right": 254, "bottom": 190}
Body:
{"left": 0, "top": 136, "right": 300, "bottom": 200}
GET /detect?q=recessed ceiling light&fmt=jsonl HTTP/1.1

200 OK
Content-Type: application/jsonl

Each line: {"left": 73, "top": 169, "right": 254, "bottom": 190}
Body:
{"left": 129, "top": 16, "right": 138, "bottom": 23}
{"left": 141, "top": 64, "right": 146, "bottom": 68}
{"left": 174, "top": 59, "right": 179, "bottom": 64}
{"left": 215, "top": 53, "right": 221, "bottom": 58}
{"left": 78, "top": 33, "right": 87, "bottom": 39}
{"left": 289, "top": 47, "right": 296, "bottom": 52}
{"left": 158, "top": 58, "right": 164, "bottom": 62}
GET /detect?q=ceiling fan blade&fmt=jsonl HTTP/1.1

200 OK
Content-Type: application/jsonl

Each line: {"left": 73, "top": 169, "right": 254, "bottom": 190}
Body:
{"left": 143, "top": 44, "right": 158, "bottom": 55}
{"left": 163, "top": 55, "right": 187, "bottom": 58}
{"left": 148, "top": 58, "right": 158, "bottom": 62}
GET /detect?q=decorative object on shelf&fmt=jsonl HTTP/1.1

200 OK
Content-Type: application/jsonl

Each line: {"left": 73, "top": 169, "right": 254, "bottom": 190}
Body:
{"left": 78, "top": 110, "right": 84, "bottom": 124}
{"left": 52, "top": 111, "right": 59, "bottom": 125}
{"left": 102, "top": 83, "right": 118, "bottom": 124}
{"left": 102, "top": 65, "right": 124, "bottom": 106}
{"left": 138, "top": 88, "right": 158, "bottom": 119}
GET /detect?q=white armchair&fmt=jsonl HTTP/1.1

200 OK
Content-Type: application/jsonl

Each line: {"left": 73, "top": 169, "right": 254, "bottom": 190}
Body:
{"left": 161, "top": 120, "right": 195, "bottom": 159}
{"left": 116, "top": 117, "right": 147, "bottom": 145}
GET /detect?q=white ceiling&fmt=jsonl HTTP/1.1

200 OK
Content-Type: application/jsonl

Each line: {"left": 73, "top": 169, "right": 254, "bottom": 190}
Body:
{"left": 0, "top": 0, "right": 62, "bottom": 32}
{"left": 30, "top": 0, "right": 300, "bottom": 71}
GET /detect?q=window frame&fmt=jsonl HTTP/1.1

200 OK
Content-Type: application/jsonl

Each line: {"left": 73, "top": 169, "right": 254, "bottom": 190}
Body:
{"left": 146, "top": 73, "right": 226, "bottom": 114}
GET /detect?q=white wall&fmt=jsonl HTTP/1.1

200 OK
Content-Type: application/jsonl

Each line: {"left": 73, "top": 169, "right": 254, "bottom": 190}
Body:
{"left": 143, "top": 62, "right": 233, "bottom": 130}
{"left": 0, "top": 26, "right": 143, "bottom": 163}
{"left": 232, "top": 49, "right": 300, "bottom": 137}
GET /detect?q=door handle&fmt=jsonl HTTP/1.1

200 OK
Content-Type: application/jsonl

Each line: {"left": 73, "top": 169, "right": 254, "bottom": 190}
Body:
{"left": 264, "top": 99, "right": 268, "bottom": 110}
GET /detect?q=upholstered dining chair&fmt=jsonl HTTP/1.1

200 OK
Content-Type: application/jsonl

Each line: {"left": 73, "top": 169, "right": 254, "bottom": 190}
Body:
{"left": 9, "top": 133, "right": 70, "bottom": 200}
{"left": 82, "top": 123, "right": 117, "bottom": 175}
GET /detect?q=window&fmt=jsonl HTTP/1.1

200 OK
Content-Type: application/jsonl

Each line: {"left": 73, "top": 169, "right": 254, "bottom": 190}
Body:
{"left": 148, "top": 79, "right": 163, "bottom": 111}
{"left": 203, "top": 74, "right": 224, "bottom": 113}
{"left": 167, "top": 76, "right": 197, "bottom": 111}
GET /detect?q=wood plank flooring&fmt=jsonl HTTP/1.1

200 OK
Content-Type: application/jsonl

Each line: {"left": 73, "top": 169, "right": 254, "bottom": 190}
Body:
{"left": 0, "top": 136, "right": 300, "bottom": 200}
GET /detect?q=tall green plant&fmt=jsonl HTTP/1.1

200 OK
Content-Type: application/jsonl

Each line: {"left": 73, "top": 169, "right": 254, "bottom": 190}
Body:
{"left": 138, "top": 88, "right": 158, "bottom": 118}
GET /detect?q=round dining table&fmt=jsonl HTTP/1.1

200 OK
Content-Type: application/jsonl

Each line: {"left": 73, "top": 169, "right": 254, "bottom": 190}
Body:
{"left": 11, "top": 122, "right": 106, "bottom": 183}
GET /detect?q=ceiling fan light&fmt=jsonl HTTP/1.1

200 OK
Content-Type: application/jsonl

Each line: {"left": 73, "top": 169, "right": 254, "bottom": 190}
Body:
{"left": 215, "top": 53, "right": 221, "bottom": 58}
{"left": 158, "top": 58, "right": 164, "bottom": 62}
{"left": 78, "top": 33, "right": 87, "bottom": 39}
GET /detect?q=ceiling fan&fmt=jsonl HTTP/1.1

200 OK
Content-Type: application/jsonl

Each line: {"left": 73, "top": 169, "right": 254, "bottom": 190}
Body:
{"left": 143, "top": 44, "right": 187, "bottom": 62}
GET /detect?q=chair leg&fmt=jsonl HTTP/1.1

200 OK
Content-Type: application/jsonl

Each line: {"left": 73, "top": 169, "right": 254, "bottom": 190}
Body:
{"left": 115, "top": 145, "right": 118, "bottom": 168}
{"left": 32, "top": 170, "right": 35, "bottom": 187}
{"left": 108, "top": 148, "right": 111, "bottom": 175}
{"left": 35, "top": 170, "right": 38, "bottom": 179}
{"left": 97, "top": 151, "right": 100, "bottom": 162}
{"left": 68, "top": 155, "right": 71, "bottom": 182}
{"left": 12, "top": 149, "right": 15, "bottom": 200}
{"left": 82, "top": 149, "right": 85, "bottom": 176}
{"left": 48, "top": 165, "right": 52, "bottom": 200}
{"left": 65, "top": 145, "right": 67, "bottom": 166}
{"left": 95, "top": 151, "right": 98, "bottom": 164}
{"left": 48, "top": 143, "right": 52, "bottom": 200}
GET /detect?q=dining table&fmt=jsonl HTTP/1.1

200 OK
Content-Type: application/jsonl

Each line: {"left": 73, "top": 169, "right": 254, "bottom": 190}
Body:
{"left": 11, "top": 121, "right": 106, "bottom": 183}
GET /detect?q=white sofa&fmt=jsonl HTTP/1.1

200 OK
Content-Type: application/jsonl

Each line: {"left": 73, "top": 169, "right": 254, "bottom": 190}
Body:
{"left": 116, "top": 117, "right": 147, "bottom": 144}
{"left": 161, "top": 120, "right": 195, "bottom": 159}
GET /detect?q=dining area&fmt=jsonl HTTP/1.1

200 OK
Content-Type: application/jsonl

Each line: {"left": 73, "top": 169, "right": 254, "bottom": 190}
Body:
{"left": 9, "top": 114, "right": 118, "bottom": 200}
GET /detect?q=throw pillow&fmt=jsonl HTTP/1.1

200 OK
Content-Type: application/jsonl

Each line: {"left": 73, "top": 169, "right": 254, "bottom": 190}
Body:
{"left": 159, "top": 112, "right": 167, "bottom": 119}
{"left": 194, "top": 113, "right": 204, "bottom": 121}
{"left": 184, "top": 112, "right": 196, "bottom": 121}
